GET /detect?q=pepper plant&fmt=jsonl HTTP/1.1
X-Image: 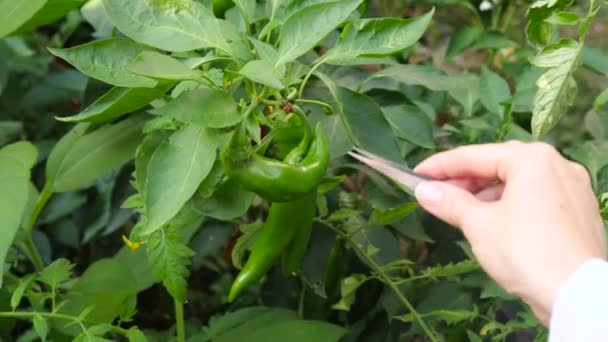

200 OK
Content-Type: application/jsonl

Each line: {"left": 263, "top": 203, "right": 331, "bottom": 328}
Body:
{"left": 0, "top": 0, "right": 607, "bottom": 341}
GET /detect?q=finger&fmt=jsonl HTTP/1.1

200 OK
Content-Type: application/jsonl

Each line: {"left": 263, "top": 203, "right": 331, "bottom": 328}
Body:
{"left": 415, "top": 181, "right": 485, "bottom": 229}
{"left": 446, "top": 177, "right": 498, "bottom": 193}
{"left": 414, "top": 142, "right": 523, "bottom": 181}
{"left": 475, "top": 183, "right": 505, "bottom": 201}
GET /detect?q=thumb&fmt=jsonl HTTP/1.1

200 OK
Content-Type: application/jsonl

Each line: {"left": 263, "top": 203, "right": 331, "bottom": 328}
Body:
{"left": 415, "top": 181, "right": 482, "bottom": 229}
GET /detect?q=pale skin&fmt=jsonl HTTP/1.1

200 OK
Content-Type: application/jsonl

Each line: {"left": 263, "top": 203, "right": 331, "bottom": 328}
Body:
{"left": 412, "top": 141, "right": 607, "bottom": 325}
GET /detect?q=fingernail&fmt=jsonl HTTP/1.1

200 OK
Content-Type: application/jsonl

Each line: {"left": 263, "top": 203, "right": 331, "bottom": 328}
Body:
{"left": 415, "top": 182, "right": 443, "bottom": 206}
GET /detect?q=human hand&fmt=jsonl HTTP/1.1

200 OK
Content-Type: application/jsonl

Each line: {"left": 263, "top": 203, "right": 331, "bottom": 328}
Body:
{"left": 413, "top": 141, "right": 606, "bottom": 324}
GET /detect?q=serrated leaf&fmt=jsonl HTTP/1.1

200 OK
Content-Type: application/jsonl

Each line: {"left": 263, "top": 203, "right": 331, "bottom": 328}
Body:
{"left": 149, "top": 88, "right": 241, "bottom": 128}
{"left": 102, "top": 0, "right": 245, "bottom": 56}
{"left": 396, "top": 309, "right": 477, "bottom": 325}
{"left": 421, "top": 259, "right": 479, "bottom": 278}
{"left": 369, "top": 202, "right": 418, "bottom": 226}
{"left": 327, "top": 208, "right": 360, "bottom": 221}
{"left": 276, "top": 0, "right": 363, "bottom": 66}
{"left": 10, "top": 274, "right": 35, "bottom": 310}
{"left": 147, "top": 226, "right": 194, "bottom": 303}
{"left": 46, "top": 115, "right": 146, "bottom": 192}
{"left": 231, "top": 221, "right": 263, "bottom": 269}
{"left": 38, "top": 258, "right": 73, "bottom": 288}
{"left": 57, "top": 84, "right": 173, "bottom": 123}
{"left": 143, "top": 125, "right": 218, "bottom": 235}
{"left": 332, "top": 274, "right": 367, "bottom": 311}
{"left": 33, "top": 314, "right": 48, "bottom": 342}
{"left": 323, "top": 10, "right": 433, "bottom": 65}
{"left": 530, "top": 39, "right": 581, "bottom": 138}
{"left": 48, "top": 38, "right": 157, "bottom": 88}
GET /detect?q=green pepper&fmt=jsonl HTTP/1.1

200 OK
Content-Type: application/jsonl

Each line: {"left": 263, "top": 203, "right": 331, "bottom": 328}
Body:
{"left": 228, "top": 189, "right": 317, "bottom": 302}
{"left": 281, "top": 188, "right": 317, "bottom": 276}
{"left": 212, "top": 0, "right": 234, "bottom": 18}
{"left": 324, "top": 237, "right": 344, "bottom": 296}
{"left": 221, "top": 122, "right": 329, "bottom": 203}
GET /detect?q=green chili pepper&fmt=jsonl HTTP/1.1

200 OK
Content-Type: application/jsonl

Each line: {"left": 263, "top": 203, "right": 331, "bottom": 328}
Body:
{"left": 228, "top": 189, "right": 317, "bottom": 302}
{"left": 281, "top": 188, "right": 317, "bottom": 276}
{"left": 221, "top": 122, "right": 329, "bottom": 203}
{"left": 324, "top": 237, "right": 344, "bottom": 296}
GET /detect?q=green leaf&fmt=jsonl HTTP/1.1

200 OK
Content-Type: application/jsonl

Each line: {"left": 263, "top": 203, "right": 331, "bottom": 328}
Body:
{"left": 38, "top": 258, "right": 73, "bottom": 288}
{"left": 472, "top": 31, "right": 516, "bottom": 50}
{"left": 479, "top": 66, "right": 511, "bottom": 116}
{"left": 211, "top": 307, "right": 348, "bottom": 342}
{"left": 324, "top": 9, "right": 434, "bottom": 65}
{"left": 147, "top": 226, "right": 194, "bottom": 303}
{"left": 332, "top": 274, "right": 367, "bottom": 311}
{"left": 10, "top": 274, "right": 35, "bottom": 310}
{"left": 545, "top": 11, "right": 579, "bottom": 25}
{"left": 564, "top": 140, "right": 608, "bottom": 188}
{"left": 126, "top": 328, "right": 148, "bottom": 342}
{"left": 58, "top": 259, "right": 138, "bottom": 328}
{"left": 446, "top": 26, "right": 483, "bottom": 59}
{"left": 368, "top": 64, "right": 479, "bottom": 115}
{"left": 149, "top": 88, "right": 241, "bottom": 128}
{"left": 276, "top": 0, "right": 363, "bottom": 66}
{"left": 127, "top": 51, "right": 202, "bottom": 81}
{"left": 102, "top": 0, "right": 244, "bottom": 56}
{"left": 57, "top": 84, "right": 173, "bottom": 123}
{"left": 382, "top": 104, "right": 435, "bottom": 149}
{"left": 48, "top": 37, "right": 156, "bottom": 88}
{"left": 582, "top": 45, "right": 608, "bottom": 75}
{"left": 337, "top": 87, "right": 402, "bottom": 162}
{"left": 143, "top": 125, "right": 218, "bottom": 235}
{"left": 46, "top": 115, "right": 146, "bottom": 192}
{"left": 594, "top": 88, "right": 608, "bottom": 112}
{"left": 192, "top": 178, "right": 254, "bottom": 220}
{"left": 421, "top": 259, "right": 479, "bottom": 278}
{"left": 397, "top": 309, "right": 477, "bottom": 325}
{"left": 369, "top": 202, "right": 418, "bottom": 226}
{"left": 231, "top": 221, "right": 263, "bottom": 269}
{"left": 81, "top": 0, "right": 113, "bottom": 38}
{"left": 0, "top": 0, "right": 46, "bottom": 38}
{"left": 239, "top": 60, "right": 285, "bottom": 89}
{"left": 33, "top": 314, "right": 48, "bottom": 342}
{"left": 127, "top": 51, "right": 210, "bottom": 81}
{"left": 530, "top": 39, "right": 581, "bottom": 138}
{"left": 15, "top": 0, "right": 86, "bottom": 34}
{"left": 0, "top": 141, "right": 37, "bottom": 288}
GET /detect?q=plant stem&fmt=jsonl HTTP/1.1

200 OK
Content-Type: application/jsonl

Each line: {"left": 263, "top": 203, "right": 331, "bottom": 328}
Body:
{"left": 24, "top": 236, "right": 44, "bottom": 272}
{"left": 315, "top": 219, "right": 438, "bottom": 342}
{"left": 500, "top": 0, "right": 517, "bottom": 33}
{"left": 175, "top": 300, "right": 185, "bottom": 342}
{"left": 23, "top": 182, "right": 53, "bottom": 271}
{"left": 297, "top": 57, "right": 328, "bottom": 99}
{"left": 24, "top": 182, "right": 53, "bottom": 234}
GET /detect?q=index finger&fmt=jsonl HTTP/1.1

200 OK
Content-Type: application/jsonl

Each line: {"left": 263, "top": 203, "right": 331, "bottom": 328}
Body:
{"left": 414, "top": 141, "right": 523, "bottom": 181}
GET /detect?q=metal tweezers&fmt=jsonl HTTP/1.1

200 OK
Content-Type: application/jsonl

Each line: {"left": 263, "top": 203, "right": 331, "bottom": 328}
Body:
{"left": 347, "top": 147, "right": 432, "bottom": 193}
